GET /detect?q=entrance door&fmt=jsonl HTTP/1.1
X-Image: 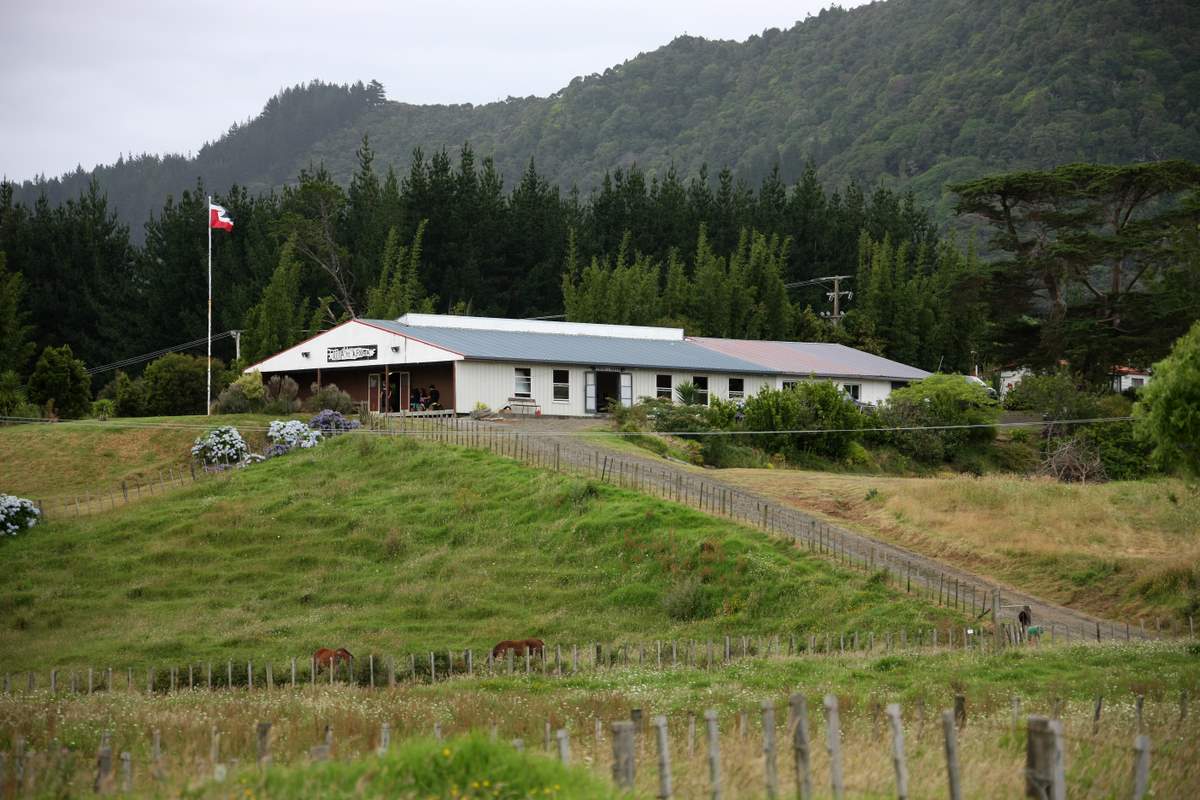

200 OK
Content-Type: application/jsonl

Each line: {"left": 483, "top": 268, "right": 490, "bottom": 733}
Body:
{"left": 585, "top": 371, "right": 596, "bottom": 413}
{"left": 595, "top": 370, "right": 621, "bottom": 412}
{"left": 388, "top": 371, "right": 410, "bottom": 413}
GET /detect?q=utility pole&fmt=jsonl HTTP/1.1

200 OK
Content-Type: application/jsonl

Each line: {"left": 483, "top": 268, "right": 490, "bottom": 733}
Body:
{"left": 231, "top": 330, "right": 242, "bottom": 363}
{"left": 784, "top": 275, "right": 853, "bottom": 326}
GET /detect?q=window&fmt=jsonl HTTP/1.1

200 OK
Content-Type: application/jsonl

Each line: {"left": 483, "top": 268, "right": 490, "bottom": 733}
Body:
{"left": 1132, "top": 377, "right": 1144, "bottom": 388}
{"left": 553, "top": 369, "right": 570, "bottom": 401}
{"left": 841, "top": 383, "right": 861, "bottom": 401}
{"left": 656, "top": 374, "right": 673, "bottom": 400}
{"left": 514, "top": 367, "right": 532, "bottom": 398}
{"left": 782, "top": 380, "right": 799, "bottom": 391}
{"left": 693, "top": 376, "right": 709, "bottom": 405}
{"left": 728, "top": 377, "right": 744, "bottom": 400}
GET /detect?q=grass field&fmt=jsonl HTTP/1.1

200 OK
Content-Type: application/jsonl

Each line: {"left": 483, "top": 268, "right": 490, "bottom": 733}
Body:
{"left": 718, "top": 467, "right": 1200, "bottom": 628}
{"left": 0, "top": 431, "right": 960, "bottom": 671}
{"left": 0, "top": 415, "right": 293, "bottom": 500}
{"left": 2, "top": 643, "right": 1196, "bottom": 798}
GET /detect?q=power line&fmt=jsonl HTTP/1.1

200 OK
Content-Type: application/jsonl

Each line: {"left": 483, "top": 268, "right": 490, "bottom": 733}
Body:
{"left": 86, "top": 331, "right": 237, "bottom": 376}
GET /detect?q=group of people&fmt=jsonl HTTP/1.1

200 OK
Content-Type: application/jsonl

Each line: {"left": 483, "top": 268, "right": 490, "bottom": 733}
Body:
{"left": 409, "top": 384, "right": 440, "bottom": 411}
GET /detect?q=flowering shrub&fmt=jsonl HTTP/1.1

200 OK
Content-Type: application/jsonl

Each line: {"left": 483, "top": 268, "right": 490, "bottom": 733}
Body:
{"left": 191, "top": 426, "right": 250, "bottom": 465}
{"left": 1, "top": 494, "right": 40, "bottom": 536}
{"left": 268, "top": 419, "right": 322, "bottom": 452}
{"left": 309, "top": 409, "right": 360, "bottom": 434}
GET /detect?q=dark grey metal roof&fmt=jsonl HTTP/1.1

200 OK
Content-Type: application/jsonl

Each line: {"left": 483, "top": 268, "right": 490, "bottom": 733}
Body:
{"left": 363, "top": 319, "right": 772, "bottom": 373}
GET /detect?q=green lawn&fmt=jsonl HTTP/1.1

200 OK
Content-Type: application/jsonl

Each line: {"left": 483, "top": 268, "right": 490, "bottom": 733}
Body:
{"left": 0, "top": 433, "right": 959, "bottom": 671}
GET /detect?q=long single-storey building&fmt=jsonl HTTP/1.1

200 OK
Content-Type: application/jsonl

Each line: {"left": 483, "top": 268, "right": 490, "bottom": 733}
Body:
{"left": 244, "top": 313, "right": 929, "bottom": 416}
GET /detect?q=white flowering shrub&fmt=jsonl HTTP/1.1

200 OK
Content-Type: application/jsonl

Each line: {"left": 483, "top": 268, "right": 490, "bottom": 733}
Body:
{"left": 191, "top": 426, "right": 250, "bottom": 466}
{"left": 267, "top": 419, "right": 322, "bottom": 453}
{"left": 1, "top": 494, "right": 40, "bottom": 536}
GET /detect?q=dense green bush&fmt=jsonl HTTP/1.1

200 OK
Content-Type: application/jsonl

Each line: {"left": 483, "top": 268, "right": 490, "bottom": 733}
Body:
{"left": 144, "top": 353, "right": 217, "bottom": 416}
{"left": 662, "top": 577, "right": 716, "bottom": 621}
{"left": 742, "top": 381, "right": 863, "bottom": 460}
{"left": 1136, "top": 320, "right": 1200, "bottom": 477}
{"left": 880, "top": 374, "right": 1000, "bottom": 464}
{"left": 1004, "top": 372, "right": 1101, "bottom": 419}
{"left": 90, "top": 399, "right": 115, "bottom": 419}
{"left": 303, "top": 382, "right": 356, "bottom": 414}
{"left": 27, "top": 344, "right": 91, "bottom": 419}
{"left": 113, "top": 371, "right": 149, "bottom": 417}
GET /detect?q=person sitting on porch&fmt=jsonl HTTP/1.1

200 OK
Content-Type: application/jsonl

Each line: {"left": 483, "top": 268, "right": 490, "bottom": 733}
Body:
{"left": 410, "top": 388, "right": 422, "bottom": 411}
{"left": 428, "top": 384, "right": 441, "bottom": 409}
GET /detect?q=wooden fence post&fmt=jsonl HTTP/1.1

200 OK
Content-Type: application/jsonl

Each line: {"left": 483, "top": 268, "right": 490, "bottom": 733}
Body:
{"left": 687, "top": 711, "right": 696, "bottom": 757}
{"left": 120, "top": 751, "right": 132, "bottom": 793}
{"left": 652, "top": 715, "right": 672, "bottom": 799}
{"left": 954, "top": 694, "right": 966, "bottom": 729}
{"left": 704, "top": 710, "right": 722, "bottom": 800}
{"left": 556, "top": 729, "right": 570, "bottom": 765}
{"left": 94, "top": 739, "right": 113, "bottom": 793}
{"left": 942, "top": 710, "right": 962, "bottom": 800}
{"left": 789, "top": 694, "right": 812, "bottom": 800}
{"left": 886, "top": 703, "right": 908, "bottom": 800}
{"left": 823, "top": 695, "right": 844, "bottom": 800}
{"left": 377, "top": 722, "right": 391, "bottom": 756}
{"left": 256, "top": 722, "right": 272, "bottom": 767}
{"left": 1093, "top": 694, "right": 1103, "bottom": 734}
{"left": 1131, "top": 734, "right": 1150, "bottom": 800}
{"left": 611, "top": 720, "right": 636, "bottom": 789}
{"left": 763, "top": 700, "right": 779, "bottom": 799}
{"left": 1025, "top": 716, "right": 1065, "bottom": 800}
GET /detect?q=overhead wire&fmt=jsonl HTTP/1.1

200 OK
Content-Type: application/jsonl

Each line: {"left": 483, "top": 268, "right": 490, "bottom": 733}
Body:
{"left": 86, "top": 331, "right": 237, "bottom": 375}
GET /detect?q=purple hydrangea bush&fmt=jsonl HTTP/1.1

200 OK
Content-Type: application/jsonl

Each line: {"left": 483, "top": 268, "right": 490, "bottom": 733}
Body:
{"left": 309, "top": 409, "right": 360, "bottom": 435}
{"left": 191, "top": 426, "right": 250, "bottom": 466}
{"left": 268, "top": 419, "right": 321, "bottom": 452}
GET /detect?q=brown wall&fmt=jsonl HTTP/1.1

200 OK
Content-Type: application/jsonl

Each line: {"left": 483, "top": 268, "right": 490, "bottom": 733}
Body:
{"left": 259, "top": 363, "right": 454, "bottom": 411}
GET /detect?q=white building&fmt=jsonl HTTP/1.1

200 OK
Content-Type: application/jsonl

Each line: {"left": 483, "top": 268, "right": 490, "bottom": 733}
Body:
{"left": 245, "top": 314, "right": 930, "bottom": 416}
{"left": 1111, "top": 366, "right": 1151, "bottom": 394}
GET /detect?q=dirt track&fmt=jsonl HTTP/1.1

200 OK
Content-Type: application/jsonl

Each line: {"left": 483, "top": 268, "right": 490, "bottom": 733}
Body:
{"left": 478, "top": 416, "right": 1153, "bottom": 643}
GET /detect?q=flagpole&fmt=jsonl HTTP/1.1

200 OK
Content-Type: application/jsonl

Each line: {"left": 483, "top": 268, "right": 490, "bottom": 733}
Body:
{"left": 206, "top": 195, "right": 212, "bottom": 416}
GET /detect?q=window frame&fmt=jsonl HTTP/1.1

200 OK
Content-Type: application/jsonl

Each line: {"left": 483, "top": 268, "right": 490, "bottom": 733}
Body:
{"left": 692, "top": 375, "right": 709, "bottom": 406}
{"left": 514, "top": 367, "right": 533, "bottom": 399}
{"left": 782, "top": 380, "right": 799, "bottom": 391}
{"left": 552, "top": 369, "right": 570, "bottom": 402}
{"left": 841, "top": 383, "right": 861, "bottom": 401}
{"left": 655, "top": 374, "right": 673, "bottom": 400}
{"left": 728, "top": 377, "right": 745, "bottom": 400}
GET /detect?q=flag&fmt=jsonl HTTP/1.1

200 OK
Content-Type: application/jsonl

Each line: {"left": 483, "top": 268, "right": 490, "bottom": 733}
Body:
{"left": 209, "top": 202, "right": 234, "bottom": 231}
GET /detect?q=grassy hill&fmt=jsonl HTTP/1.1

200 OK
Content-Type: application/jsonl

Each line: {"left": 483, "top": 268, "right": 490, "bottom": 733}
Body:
{"left": 12, "top": 0, "right": 1199, "bottom": 230}
{"left": 0, "top": 430, "right": 957, "bottom": 670}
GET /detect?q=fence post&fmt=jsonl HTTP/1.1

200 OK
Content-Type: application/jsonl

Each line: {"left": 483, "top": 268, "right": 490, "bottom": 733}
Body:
{"left": 789, "top": 693, "right": 812, "bottom": 800}
{"left": 120, "top": 751, "right": 132, "bottom": 793}
{"left": 1093, "top": 694, "right": 1103, "bottom": 734}
{"left": 1025, "top": 716, "right": 1065, "bottom": 800}
{"left": 94, "top": 737, "right": 113, "bottom": 793}
{"left": 942, "top": 710, "right": 962, "bottom": 800}
{"left": 704, "top": 710, "right": 722, "bottom": 800}
{"left": 556, "top": 728, "right": 570, "bottom": 765}
{"left": 648, "top": 715, "right": 671, "bottom": 799}
{"left": 687, "top": 711, "right": 696, "bottom": 757}
{"left": 885, "top": 703, "right": 908, "bottom": 800}
{"left": 823, "top": 695, "right": 844, "bottom": 800}
{"left": 377, "top": 722, "right": 391, "bottom": 756}
{"left": 1131, "top": 734, "right": 1150, "bottom": 800}
{"left": 954, "top": 694, "right": 966, "bottom": 729}
{"left": 611, "top": 720, "right": 636, "bottom": 789}
{"left": 763, "top": 700, "right": 779, "bottom": 799}
{"left": 256, "top": 722, "right": 272, "bottom": 767}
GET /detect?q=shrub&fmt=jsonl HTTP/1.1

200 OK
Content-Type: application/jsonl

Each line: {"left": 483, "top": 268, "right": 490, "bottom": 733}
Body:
{"left": 268, "top": 419, "right": 321, "bottom": 451}
{"left": 234, "top": 371, "right": 266, "bottom": 404}
{"left": 1004, "top": 371, "right": 1101, "bottom": 419}
{"left": 90, "top": 399, "right": 115, "bottom": 419}
{"left": 1135, "top": 320, "right": 1200, "bottom": 476}
{"left": 309, "top": 409, "right": 360, "bottom": 434}
{"left": 191, "top": 426, "right": 250, "bottom": 466}
{"left": 1078, "top": 421, "right": 1154, "bottom": 480}
{"left": 144, "top": 353, "right": 214, "bottom": 416}
{"left": 881, "top": 374, "right": 1000, "bottom": 463}
{"left": 264, "top": 375, "right": 300, "bottom": 414}
{"left": 27, "top": 344, "right": 91, "bottom": 419}
{"left": 674, "top": 381, "right": 703, "bottom": 406}
{"left": 113, "top": 371, "right": 149, "bottom": 417}
{"left": 662, "top": 577, "right": 716, "bottom": 621}
{"left": 214, "top": 383, "right": 251, "bottom": 414}
{"left": 0, "top": 369, "right": 27, "bottom": 417}
{"left": 303, "top": 382, "right": 356, "bottom": 414}
{"left": 742, "top": 381, "right": 864, "bottom": 460}
{"left": 1, "top": 494, "right": 40, "bottom": 536}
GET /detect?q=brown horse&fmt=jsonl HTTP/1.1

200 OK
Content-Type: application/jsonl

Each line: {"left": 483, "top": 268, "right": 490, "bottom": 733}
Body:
{"left": 313, "top": 647, "right": 353, "bottom": 672}
{"left": 492, "top": 638, "right": 545, "bottom": 659}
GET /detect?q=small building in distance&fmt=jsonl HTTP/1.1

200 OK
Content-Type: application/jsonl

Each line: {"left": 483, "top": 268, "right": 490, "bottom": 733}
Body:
{"left": 244, "top": 313, "right": 930, "bottom": 416}
{"left": 1111, "top": 366, "right": 1151, "bottom": 394}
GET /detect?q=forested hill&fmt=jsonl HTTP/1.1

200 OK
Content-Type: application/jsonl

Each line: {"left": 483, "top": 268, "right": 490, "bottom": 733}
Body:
{"left": 12, "top": 0, "right": 1200, "bottom": 233}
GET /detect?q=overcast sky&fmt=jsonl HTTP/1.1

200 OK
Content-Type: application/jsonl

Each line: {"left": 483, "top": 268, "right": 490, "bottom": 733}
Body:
{"left": 1, "top": 1, "right": 871, "bottom": 183}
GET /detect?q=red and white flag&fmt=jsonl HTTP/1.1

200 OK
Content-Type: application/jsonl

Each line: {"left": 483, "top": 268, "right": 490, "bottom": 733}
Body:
{"left": 209, "top": 202, "right": 234, "bottom": 231}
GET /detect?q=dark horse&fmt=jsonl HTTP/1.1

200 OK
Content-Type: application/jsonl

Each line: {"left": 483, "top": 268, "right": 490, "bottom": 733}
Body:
{"left": 313, "top": 647, "right": 354, "bottom": 672}
{"left": 492, "top": 638, "right": 545, "bottom": 659}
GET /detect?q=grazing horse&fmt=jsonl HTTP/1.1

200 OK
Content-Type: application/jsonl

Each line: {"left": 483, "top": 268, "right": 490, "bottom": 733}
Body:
{"left": 492, "top": 638, "right": 546, "bottom": 659}
{"left": 313, "top": 647, "right": 353, "bottom": 673}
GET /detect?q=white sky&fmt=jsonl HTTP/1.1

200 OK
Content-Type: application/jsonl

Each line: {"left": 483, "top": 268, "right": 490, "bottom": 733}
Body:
{"left": 0, "top": 1, "right": 871, "bottom": 182}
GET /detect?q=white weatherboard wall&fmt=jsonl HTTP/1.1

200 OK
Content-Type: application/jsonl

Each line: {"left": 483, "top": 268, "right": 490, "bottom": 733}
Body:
{"left": 246, "top": 320, "right": 460, "bottom": 374}
{"left": 454, "top": 361, "right": 778, "bottom": 416}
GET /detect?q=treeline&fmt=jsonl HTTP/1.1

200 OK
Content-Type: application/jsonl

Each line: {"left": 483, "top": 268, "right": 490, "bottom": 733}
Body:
{"left": 0, "top": 138, "right": 940, "bottom": 378}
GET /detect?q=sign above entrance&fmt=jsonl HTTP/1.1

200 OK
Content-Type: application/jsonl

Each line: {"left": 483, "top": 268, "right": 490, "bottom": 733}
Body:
{"left": 327, "top": 344, "right": 378, "bottom": 363}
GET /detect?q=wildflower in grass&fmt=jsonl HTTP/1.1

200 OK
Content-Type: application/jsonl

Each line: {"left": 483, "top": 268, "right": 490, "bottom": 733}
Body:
{"left": 1, "top": 494, "right": 40, "bottom": 535}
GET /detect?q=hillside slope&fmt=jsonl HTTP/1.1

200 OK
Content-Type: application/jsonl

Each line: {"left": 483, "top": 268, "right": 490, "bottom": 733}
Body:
{"left": 0, "top": 433, "right": 953, "bottom": 669}
{"left": 12, "top": 0, "right": 1199, "bottom": 231}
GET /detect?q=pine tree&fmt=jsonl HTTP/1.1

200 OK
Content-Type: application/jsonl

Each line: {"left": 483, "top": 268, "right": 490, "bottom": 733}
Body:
{"left": 241, "top": 235, "right": 309, "bottom": 364}
{"left": 0, "top": 252, "right": 35, "bottom": 375}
